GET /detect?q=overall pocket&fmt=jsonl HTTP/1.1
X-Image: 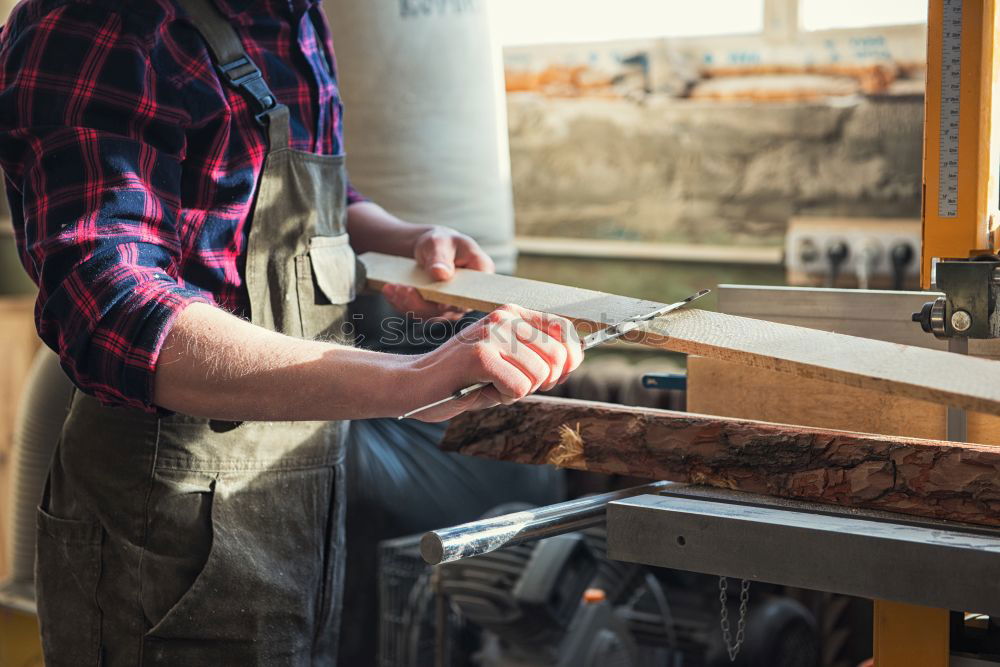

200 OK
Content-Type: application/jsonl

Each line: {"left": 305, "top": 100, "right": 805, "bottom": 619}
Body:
{"left": 142, "top": 466, "right": 339, "bottom": 666}
{"left": 295, "top": 234, "right": 357, "bottom": 341}
{"left": 139, "top": 471, "right": 216, "bottom": 634}
{"left": 35, "top": 506, "right": 103, "bottom": 667}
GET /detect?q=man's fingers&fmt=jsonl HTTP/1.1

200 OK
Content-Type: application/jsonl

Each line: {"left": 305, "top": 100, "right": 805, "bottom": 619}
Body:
{"left": 496, "top": 346, "right": 550, "bottom": 397}
{"left": 491, "top": 304, "right": 583, "bottom": 380}
{"left": 382, "top": 284, "right": 423, "bottom": 314}
{"left": 416, "top": 230, "right": 495, "bottom": 280}
{"left": 453, "top": 236, "right": 496, "bottom": 273}
{"left": 472, "top": 343, "right": 540, "bottom": 401}
{"left": 462, "top": 385, "right": 506, "bottom": 410}
{"left": 382, "top": 284, "right": 453, "bottom": 318}
{"left": 416, "top": 231, "right": 458, "bottom": 281}
{"left": 508, "top": 318, "right": 567, "bottom": 391}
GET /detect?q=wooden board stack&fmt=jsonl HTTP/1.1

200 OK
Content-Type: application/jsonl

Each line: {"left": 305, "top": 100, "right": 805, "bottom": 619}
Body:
{"left": 361, "top": 252, "right": 1000, "bottom": 527}
{"left": 362, "top": 252, "right": 1000, "bottom": 416}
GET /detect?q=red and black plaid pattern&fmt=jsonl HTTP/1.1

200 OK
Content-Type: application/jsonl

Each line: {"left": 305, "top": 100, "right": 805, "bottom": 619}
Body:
{"left": 0, "top": 0, "right": 364, "bottom": 410}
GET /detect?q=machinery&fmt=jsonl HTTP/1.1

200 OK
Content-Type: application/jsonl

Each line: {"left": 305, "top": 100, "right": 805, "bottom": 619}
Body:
{"left": 385, "top": 502, "right": 821, "bottom": 667}
{"left": 426, "top": 2, "right": 1000, "bottom": 665}
{"left": 912, "top": 0, "right": 1000, "bottom": 341}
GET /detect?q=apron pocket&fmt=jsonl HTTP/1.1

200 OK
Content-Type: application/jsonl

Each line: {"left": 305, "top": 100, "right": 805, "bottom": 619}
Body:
{"left": 140, "top": 472, "right": 216, "bottom": 634}
{"left": 35, "top": 506, "right": 103, "bottom": 667}
{"left": 142, "top": 467, "right": 339, "bottom": 665}
{"left": 295, "top": 234, "right": 357, "bottom": 341}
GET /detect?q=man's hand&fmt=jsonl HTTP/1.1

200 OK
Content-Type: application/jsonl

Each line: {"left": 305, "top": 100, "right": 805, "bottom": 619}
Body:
{"left": 402, "top": 303, "right": 584, "bottom": 422}
{"left": 345, "top": 202, "right": 495, "bottom": 319}
{"left": 382, "top": 226, "right": 495, "bottom": 320}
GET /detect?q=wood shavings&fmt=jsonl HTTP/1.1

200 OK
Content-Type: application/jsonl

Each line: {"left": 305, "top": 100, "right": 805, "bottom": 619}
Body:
{"left": 690, "top": 470, "right": 740, "bottom": 491}
{"left": 547, "top": 422, "right": 587, "bottom": 468}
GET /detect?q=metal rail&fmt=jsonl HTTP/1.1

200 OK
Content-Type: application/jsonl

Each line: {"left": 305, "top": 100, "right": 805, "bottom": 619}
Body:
{"left": 421, "top": 480, "right": 672, "bottom": 565}
{"left": 606, "top": 485, "right": 1000, "bottom": 616}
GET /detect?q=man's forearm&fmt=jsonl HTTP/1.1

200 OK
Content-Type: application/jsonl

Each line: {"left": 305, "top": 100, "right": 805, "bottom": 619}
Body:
{"left": 346, "top": 201, "right": 432, "bottom": 257}
{"left": 153, "top": 302, "right": 413, "bottom": 421}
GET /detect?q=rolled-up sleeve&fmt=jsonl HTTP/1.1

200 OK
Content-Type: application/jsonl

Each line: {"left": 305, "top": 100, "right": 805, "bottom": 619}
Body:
{"left": 346, "top": 179, "right": 366, "bottom": 206}
{"left": 0, "top": 4, "right": 212, "bottom": 410}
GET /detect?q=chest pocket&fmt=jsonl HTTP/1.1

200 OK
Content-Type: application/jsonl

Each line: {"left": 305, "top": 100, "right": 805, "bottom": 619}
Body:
{"left": 296, "top": 234, "right": 357, "bottom": 342}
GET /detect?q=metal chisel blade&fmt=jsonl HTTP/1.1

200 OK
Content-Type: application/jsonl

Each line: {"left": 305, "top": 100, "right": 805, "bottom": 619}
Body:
{"left": 399, "top": 288, "right": 710, "bottom": 419}
{"left": 580, "top": 288, "right": 711, "bottom": 349}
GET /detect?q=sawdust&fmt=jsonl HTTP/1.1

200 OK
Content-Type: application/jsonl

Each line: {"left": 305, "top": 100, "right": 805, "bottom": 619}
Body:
{"left": 547, "top": 423, "right": 587, "bottom": 468}
{"left": 690, "top": 470, "right": 740, "bottom": 490}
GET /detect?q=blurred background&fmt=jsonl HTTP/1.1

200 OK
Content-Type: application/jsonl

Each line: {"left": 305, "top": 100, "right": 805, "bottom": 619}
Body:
{"left": 495, "top": 0, "right": 924, "bottom": 304}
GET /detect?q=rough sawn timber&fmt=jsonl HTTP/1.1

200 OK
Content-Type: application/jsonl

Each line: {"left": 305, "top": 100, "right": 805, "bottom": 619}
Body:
{"left": 361, "top": 252, "right": 1000, "bottom": 416}
{"left": 441, "top": 396, "right": 1000, "bottom": 528}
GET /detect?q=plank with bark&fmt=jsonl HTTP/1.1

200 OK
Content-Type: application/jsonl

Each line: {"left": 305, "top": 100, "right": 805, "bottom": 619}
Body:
{"left": 360, "top": 252, "right": 1000, "bottom": 416}
{"left": 440, "top": 396, "right": 1000, "bottom": 528}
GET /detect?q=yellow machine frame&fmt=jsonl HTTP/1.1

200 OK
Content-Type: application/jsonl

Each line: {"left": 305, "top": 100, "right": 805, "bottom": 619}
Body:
{"left": 921, "top": 0, "right": 1000, "bottom": 287}
{"left": 891, "top": 1, "right": 1000, "bottom": 663}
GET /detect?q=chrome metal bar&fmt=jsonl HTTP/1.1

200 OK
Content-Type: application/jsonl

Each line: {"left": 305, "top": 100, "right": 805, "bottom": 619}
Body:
{"left": 420, "top": 480, "right": 672, "bottom": 565}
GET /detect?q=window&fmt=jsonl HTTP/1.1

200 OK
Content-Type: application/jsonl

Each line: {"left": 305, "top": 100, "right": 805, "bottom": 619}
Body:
{"left": 492, "top": 0, "right": 765, "bottom": 46}
{"left": 800, "top": 0, "right": 926, "bottom": 31}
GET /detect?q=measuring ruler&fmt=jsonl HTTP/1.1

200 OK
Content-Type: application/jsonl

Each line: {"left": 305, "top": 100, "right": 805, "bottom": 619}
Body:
{"left": 938, "top": 0, "right": 963, "bottom": 218}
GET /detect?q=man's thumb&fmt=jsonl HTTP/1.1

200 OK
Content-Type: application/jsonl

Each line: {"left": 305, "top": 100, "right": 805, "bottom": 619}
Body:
{"left": 425, "top": 242, "right": 455, "bottom": 280}
{"left": 429, "top": 261, "right": 454, "bottom": 280}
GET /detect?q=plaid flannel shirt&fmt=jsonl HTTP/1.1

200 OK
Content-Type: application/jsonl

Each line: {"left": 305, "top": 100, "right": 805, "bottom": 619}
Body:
{"left": 0, "top": 0, "right": 364, "bottom": 410}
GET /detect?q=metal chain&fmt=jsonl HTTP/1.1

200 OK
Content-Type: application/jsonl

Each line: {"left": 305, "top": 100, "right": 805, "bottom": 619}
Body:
{"left": 718, "top": 576, "right": 751, "bottom": 662}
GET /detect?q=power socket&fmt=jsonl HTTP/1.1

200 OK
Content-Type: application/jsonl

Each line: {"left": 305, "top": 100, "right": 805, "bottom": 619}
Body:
{"left": 785, "top": 217, "right": 921, "bottom": 289}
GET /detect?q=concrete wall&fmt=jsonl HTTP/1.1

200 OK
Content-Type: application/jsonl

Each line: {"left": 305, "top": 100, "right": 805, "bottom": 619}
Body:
{"left": 507, "top": 94, "right": 924, "bottom": 246}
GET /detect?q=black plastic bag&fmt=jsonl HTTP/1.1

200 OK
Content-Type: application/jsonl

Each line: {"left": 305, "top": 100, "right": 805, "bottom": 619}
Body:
{"left": 338, "top": 416, "right": 565, "bottom": 666}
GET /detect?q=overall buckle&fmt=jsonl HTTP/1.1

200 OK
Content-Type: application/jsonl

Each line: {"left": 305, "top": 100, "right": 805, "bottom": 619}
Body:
{"left": 218, "top": 56, "right": 277, "bottom": 125}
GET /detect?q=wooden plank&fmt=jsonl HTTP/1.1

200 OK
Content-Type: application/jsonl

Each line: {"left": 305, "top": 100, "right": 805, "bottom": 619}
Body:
{"left": 687, "top": 356, "right": 1000, "bottom": 446}
{"left": 716, "top": 284, "right": 1000, "bottom": 355}
{"left": 361, "top": 252, "right": 1000, "bottom": 416}
{"left": 440, "top": 396, "right": 1000, "bottom": 528}
{"left": 0, "top": 298, "right": 41, "bottom": 581}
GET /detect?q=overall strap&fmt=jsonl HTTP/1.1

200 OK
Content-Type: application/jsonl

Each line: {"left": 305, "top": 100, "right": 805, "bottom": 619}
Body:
{"left": 176, "top": 0, "right": 290, "bottom": 149}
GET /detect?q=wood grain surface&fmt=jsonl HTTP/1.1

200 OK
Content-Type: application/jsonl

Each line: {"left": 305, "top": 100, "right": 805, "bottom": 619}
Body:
{"left": 362, "top": 252, "right": 1000, "bottom": 416}
{"left": 687, "top": 356, "right": 1000, "bottom": 446}
{"left": 441, "top": 396, "right": 1000, "bottom": 528}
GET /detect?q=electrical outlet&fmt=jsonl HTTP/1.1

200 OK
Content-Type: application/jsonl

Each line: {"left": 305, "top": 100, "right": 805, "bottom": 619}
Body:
{"left": 785, "top": 218, "right": 921, "bottom": 289}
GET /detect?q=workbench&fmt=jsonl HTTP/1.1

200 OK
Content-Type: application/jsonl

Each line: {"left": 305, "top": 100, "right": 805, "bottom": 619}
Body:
{"left": 607, "top": 483, "right": 1000, "bottom": 617}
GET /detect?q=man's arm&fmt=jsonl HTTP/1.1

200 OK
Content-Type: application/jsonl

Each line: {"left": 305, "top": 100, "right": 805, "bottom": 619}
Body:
{"left": 154, "top": 301, "right": 583, "bottom": 422}
{"left": 0, "top": 4, "right": 215, "bottom": 410}
{"left": 149, "top": 203, "right": 576, "bottom": 422}
{"left": 153, "top": 303, "right": 409, "bottom": 420}
{"left": 346, "top": 201, "right": 431, "bottom": 258}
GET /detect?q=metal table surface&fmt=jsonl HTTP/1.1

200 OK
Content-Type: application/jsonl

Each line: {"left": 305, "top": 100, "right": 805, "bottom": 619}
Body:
{"left": 606, "top": 483, "right": 1000, "bottom": 615}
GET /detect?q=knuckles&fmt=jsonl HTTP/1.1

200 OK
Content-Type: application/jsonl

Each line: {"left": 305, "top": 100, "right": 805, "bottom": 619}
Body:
{"left": 508, "top": 376, "right": 532, "bottom": 400}
{"left": 470, "top": 341, "right": 495, "bottom": 368}
{"left": 484, "top": 309, "right": 508, "bottom": 326}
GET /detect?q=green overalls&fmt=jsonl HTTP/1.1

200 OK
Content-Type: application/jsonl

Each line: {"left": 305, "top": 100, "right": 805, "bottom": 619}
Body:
{"left": 34, "top": 0, "right": 357, "bottom": 664}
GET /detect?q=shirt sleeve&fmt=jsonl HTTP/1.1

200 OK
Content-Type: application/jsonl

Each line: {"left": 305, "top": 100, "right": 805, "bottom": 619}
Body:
{"left": 346, "top": 179, "right": 366, "bottom": 206}
{"left": 0, "top": 4, "right": 212, "bottom": 411}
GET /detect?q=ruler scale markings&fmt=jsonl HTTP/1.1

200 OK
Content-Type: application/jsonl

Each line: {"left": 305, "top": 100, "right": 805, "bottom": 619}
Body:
{"left": 938, "top": 0, "right": 963, "bottom": 218}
